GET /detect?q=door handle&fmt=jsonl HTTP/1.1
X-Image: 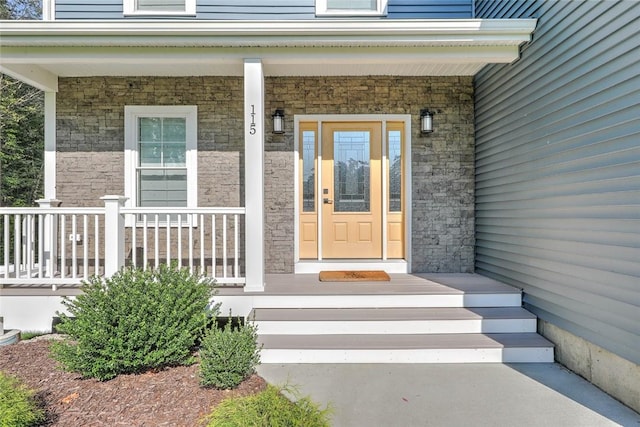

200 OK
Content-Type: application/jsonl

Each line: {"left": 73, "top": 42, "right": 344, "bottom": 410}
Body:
{"left": 323, "top": 198, "right": 333, "bottom": 204}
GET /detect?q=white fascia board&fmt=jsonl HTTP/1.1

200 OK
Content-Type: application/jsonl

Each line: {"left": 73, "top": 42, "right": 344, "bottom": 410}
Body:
{"left": 0, "top": 19, "right": 537, "bottom": 48}
{"left": 0, "top": 63, "right": 58, "bottom": 91}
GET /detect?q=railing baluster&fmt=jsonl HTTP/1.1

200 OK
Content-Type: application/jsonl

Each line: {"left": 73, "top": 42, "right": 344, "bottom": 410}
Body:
{"left": 177, "top": 214, "right": 182, "bottom": 269}
{"left": 38, "top": 214, "right": 44, "bottom": 278}
{"left": 154, "top": 214, "right": 159, "bottom": 269}
{"left": 234, "top": 214, "right": 239, "bottom": 279}
{"left": 48, "top": 213, "right": 56, "bottom": 279}
{"left": 166, "top": 213, "right": 171, "bottom": 265}
{"left": 131, "top": 213, "right": 137, "bottom": 268}
{"left": 143, "top": 214, "right": 148, "bottom": 269}
{"left": 83, "top": 215, "right": 89, "bottom": 279}
{"left": 94, "top": 215, "right": 100, "bottom": 276}
{"left": 59, "top": 214, "right": 66, "bottom": 278}
{"left": 212, "top": 215, "right": 216, "bottom": 278}
{"left": 223, "top": 214, "right": 228, "bottom": 279}
{"left": 71, "top": 214, "right": 77, "bottom": 278}
{"left": 14, "top": 214, "right": 21, "bottom": 278}
{"left": 4, "top": 215, "right": 9, "bottom": 279}
{"left": 188, "top": 215, "right": 194, "bottom": 273}
{"left": 200, "top": 214, "right": 205, "bottom": 274}
{"left": 25, "top": 215, "right": 33, "bottom": 277}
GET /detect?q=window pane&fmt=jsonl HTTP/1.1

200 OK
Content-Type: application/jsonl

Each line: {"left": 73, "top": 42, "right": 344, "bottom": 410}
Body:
{"left": 163, "top": 142, "right": 186, "bottom": 167}
{"left": 139, "top": 118, "right": 161, "bottom": 142}
{"left": 138, "top": 169, "right": 187, "bottom": 207}
{"left": 302, "top": 130, "right": 316, "bottom": 212}
{"left": 327, "top": 0, "right": 376, "bottom": 10}
{"left": 136, "top": 0, "right": 185, "bottom": 11}
{"left": 139, "top": 142, "right": 162, "bottom": 166}
{"left": 388, "top": 130, "right": 402, "bottom": 212}
{"left": 162, "top": 118, "right": 186, "bottom": 142}
{"left": 333, "top": 131, "right": 370, "bottom": 213}
{"left": 139, "top": 117, "right": 186, "bottom": 167}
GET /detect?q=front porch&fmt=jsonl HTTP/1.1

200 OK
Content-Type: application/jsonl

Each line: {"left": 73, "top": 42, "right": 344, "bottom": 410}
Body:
{"left": 1, "top": 272, "right": 554, "bottom": 363}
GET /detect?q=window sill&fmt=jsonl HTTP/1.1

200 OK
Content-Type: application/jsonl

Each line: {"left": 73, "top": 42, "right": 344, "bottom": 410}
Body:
{"left": 124, "top": 12, "right": 197, "bottom": 17}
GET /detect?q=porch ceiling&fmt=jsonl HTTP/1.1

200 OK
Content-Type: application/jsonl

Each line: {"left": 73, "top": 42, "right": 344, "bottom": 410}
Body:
{"left": 0, "top": 19, "right": 537, "bottom": 91}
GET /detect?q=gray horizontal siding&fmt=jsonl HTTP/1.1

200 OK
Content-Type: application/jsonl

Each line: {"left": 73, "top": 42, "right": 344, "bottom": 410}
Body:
{"left": 474, "top": 0, "right": 640, "bottom": 364}
{"left": 54, "top": 0, "right": 472, "bottom": 19}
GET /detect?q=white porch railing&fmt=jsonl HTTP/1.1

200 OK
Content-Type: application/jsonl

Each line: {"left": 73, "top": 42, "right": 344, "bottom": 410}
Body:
{"left": 0, "top": 198, "right": 246, "bottom": 287}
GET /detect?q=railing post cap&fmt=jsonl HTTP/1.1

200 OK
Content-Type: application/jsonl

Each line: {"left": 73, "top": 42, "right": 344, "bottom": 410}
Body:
{"left": 100, "top": 195, "right": 129, "bottom": 203}
{"left": 36, "top": 198, "right": 62, "bottom": 207}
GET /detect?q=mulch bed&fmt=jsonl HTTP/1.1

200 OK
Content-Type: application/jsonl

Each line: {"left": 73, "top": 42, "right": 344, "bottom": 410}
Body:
{"left": 0, "top": 337, "right": 267, "bottom": 426}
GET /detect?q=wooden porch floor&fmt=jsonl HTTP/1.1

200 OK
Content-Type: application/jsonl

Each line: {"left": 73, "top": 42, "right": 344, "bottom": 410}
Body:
{"left": 1, "top": 273, "right": 522, "bottom": 297}
{"left": 217, "top": 273, "right": 522, "bottom": 296}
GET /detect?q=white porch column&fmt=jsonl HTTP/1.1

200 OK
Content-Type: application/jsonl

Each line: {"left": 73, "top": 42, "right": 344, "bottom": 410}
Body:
{"left": 101, "top": 195, "right": 127, "bottom": 277}
{"left": 243, "top": 59, "right": 265, "bottom": 292}
{"left": 44, "top": 92, "right": 56, "bottom": 200}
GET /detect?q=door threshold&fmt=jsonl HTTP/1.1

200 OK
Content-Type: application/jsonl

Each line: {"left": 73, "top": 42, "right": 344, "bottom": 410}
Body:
{"left": 295, "top": 260, "right": 408, "bottom": 274}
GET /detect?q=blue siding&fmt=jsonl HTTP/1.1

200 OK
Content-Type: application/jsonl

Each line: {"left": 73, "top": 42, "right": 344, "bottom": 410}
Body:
{"left": 56, "top": 1, "right": 123, "bottom": 19}
{"left": 55, "top": 0, "right": 473, "bottom": 20}
{"left": 474, "top": 0, "right": 640, "bottom": 365}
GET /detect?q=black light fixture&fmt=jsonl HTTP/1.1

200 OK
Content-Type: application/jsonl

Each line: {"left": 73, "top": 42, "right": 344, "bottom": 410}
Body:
{"left": 420, "top": 109, "right": 434, "bottom": 134}
{"left": 272, "top": 109, "right": 285, "bottom": 134}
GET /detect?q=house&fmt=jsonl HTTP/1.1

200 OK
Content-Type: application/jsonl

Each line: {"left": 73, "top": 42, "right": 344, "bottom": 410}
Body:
{"left": 0, "top": 0, "right": 638, "bottom": 412}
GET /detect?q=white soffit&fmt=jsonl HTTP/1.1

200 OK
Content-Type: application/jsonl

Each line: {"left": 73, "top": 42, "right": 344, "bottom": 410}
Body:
{"left": 0, "top": 19, "right": 537, "bottom": 85}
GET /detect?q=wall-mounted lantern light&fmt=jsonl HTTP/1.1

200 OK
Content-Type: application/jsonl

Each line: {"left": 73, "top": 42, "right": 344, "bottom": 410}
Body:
{"left": 420, "top": 109, "right": 434, "bottom": 134}
{"left": 272, "top": 109, "right": 285, "bottom": 134}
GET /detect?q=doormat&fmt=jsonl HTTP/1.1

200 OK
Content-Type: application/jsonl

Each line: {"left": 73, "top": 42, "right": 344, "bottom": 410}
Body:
{"left": 319, "top": 270, "right": 390, "bottom": 282}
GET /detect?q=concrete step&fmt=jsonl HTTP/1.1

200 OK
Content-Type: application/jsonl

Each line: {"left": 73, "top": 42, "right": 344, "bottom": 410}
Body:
{"left": 259, "top": 333, "right": 555, "bottom": 364}
{"left": 251, "top": 307, "right": 538, "bottom": 335}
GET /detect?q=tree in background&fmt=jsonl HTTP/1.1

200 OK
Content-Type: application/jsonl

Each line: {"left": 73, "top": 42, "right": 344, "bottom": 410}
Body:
{"left": 0, "top": 0, "right": 44, "bottom": 206}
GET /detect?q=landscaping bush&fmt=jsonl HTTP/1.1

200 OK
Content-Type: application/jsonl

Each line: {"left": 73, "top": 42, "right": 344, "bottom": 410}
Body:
{"left": 206, "top": 384, "right": 331, "bottom": 427}
{"left": 199, "top": 316, "right": 261, "bottom": 389}
{"left": 51, "top": 265, "right": 217, "bottom": 381}
{"left": 0, "top": 372, "right": 46, "bottom": 427}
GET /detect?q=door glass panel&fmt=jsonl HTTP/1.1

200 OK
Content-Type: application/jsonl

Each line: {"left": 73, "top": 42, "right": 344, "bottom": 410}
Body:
{"left": 388, "top": 130, "right": 402, "bottom": 212}
{"left": 333, "top": 131, "right": 370, "bottom": 213}
{"left": 302, "top": 130, "right": 316, "bottom": 212}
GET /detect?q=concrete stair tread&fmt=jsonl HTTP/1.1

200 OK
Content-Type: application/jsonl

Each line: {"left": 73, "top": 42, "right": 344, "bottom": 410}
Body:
{"left": 259, "top": 333, "right": 554, "bottom": 350}
{"left": 250, "top": 307, "right": 536, "bottom": 322}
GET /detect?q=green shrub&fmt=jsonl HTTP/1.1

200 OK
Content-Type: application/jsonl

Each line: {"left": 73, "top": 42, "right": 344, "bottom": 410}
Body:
{"left": 19, "top": 331, "right": 46, "bottom": 341}
{"left": 51, "top": 265, "right": 217, "bottom": 381}
{"left": 0, "top": 372, "right": 46, "bottom": 427}
{"left": 199, "top": 317, "right": 261, "bottom": 389}
{"left": 206, "top": 384, "right": 331, "bottom": 427}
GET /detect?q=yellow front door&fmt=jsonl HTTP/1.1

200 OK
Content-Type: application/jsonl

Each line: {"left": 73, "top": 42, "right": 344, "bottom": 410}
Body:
{"left": 321, "top": 122, "right": 382, "bottom": 258}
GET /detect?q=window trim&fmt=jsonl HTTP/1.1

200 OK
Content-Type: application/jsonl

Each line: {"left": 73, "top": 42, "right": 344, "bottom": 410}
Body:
{"left": 315, "top": 0, "right": 388, "bottom": 17}
{"left": 124, "top": 105, "right": 198, "bottom": 225}
{"left": 123, "top": 0, "right": 196, "bottom": 16}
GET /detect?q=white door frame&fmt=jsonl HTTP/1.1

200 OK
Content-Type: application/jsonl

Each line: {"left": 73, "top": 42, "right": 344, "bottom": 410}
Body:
{"left": 293, "top": 114, "right": 412, "bottom": 274}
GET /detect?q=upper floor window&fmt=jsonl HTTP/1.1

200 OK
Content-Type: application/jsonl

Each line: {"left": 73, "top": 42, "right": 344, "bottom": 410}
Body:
{"left": 316, "top": 0, "right": 387, "bottom": 16}
{"left": 124, "top": 0, "right": 196, "bottom": 15}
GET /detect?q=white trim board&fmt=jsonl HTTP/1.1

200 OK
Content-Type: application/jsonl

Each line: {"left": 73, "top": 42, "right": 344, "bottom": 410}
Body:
{"left": 295, "top": 260, "right": 408, "bottom": 274}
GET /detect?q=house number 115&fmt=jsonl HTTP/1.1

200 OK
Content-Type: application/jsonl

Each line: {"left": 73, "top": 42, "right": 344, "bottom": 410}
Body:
{"left": 249, "top": 104, "right": 257, "bottom": 135}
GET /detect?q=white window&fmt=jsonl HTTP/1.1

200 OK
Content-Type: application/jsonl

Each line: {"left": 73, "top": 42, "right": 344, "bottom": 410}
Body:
{"left": 124, "top": 0, "right": 196, "bottom": 15}
{"left": 124, "top": 106, "right": 198, "bottom": 218}
{"left": 316, "top": 0, "right": 387, "bottom": 16}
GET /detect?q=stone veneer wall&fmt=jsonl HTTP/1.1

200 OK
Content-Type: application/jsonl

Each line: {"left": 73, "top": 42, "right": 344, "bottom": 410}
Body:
{"left": 56, "top": 76, "right": 474, "bottom": 274}
{"left": 265, "top": 76, "right": 475, "bottom": 273}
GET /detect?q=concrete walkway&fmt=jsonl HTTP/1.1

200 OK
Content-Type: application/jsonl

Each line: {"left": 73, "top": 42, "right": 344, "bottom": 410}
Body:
{"left": 257, "top": 363, "right": 640, "bottom": 427}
